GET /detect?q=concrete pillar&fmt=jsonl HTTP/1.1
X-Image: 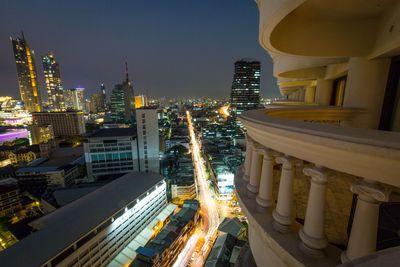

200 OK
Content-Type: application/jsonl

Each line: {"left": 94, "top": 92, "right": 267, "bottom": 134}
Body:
{"left": 299, "top": 166, "right": 328, "bottom": 257}
{"left": 243, "top": 139, "right": 254, "bottom": 182}
{"left": 247, "top": 147, "right": 262, "bottom": 198}
{"left": 256, "top": 149, "right": 276, "bottom": 210}
{"left": 272, "top": 155, "right": 295, "bottom": 233}
{"left": 305, "top": 86, "right": 316, "bottom": 104}
{"left": 341, "top": 179, "right": 389, "bottom": 262}
{"left": 315, "top": 79, "right": 333, "bottom": 106}
{"left": 342, "top": 57, "right": 391, "bottom": 129}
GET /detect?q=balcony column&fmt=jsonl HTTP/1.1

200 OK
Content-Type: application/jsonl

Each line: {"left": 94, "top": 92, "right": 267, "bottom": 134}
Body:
{"left": 273, "top": 155, "right": 295, "bottom": 233}
{"left": 341, "top": 179, "right": 390, "bottom": 262}
{"left": 243, "top": 138, "right": 254, "bottom": 182}
{"left": 256, "top": 149, "right": 276, "bottom": 210}
{"left": 299, "top": 166, "right": 328, "bottom": 258}
{"left": 246, "top": 146, "right": 263, "bottom": 198}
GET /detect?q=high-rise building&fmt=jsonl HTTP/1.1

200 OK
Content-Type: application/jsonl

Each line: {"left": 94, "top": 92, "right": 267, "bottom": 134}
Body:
{"left": 136, "top": 108, "right": 160, "bottom": 173}
{"left": 100, "top": 83, "right": 107, "bottom": 111}
{"left": 42, "top": 53, "right": 65, "bottom": 111}
{"left": 64, "top": 88, "right": 85, "bottom": 111}
{"left": 32, "top": 111, "right": 85, "bottom": 137}
{"left": 110, "top": 63, "right": 135, "bottom": 123}
{"left": 11, "top": 33, "right": 41, "bottom": 112}
{"left": 230, "top": 59, "right": 260, "bottom": 115}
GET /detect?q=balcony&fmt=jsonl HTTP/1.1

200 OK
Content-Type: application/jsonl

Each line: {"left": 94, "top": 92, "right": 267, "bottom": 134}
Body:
{"left": 236, "top": 107, "right": 400, "bottom": 266}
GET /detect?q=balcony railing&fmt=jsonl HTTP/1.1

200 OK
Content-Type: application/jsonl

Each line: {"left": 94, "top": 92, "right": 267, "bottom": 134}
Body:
{"left": 236, "top": 108, "right": 400, "bottom": 267}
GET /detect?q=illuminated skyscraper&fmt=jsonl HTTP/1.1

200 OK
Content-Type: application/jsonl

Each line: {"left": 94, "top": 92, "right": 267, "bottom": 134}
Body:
{"left": 42, "top": 53, "right": 65, "bottom": 111}
{"left": 230, "top": 59, "right": 261, "bottom": 115}
{"left": 11, "top": 33, "right": 42, "bottom": 112}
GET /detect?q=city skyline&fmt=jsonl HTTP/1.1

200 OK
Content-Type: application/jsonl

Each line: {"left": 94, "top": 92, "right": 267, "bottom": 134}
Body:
{"left": 0, "top": 1, "right": 280, "bottom": 100}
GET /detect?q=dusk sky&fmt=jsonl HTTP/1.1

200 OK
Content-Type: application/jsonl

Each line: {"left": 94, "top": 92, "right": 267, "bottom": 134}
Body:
{"left": 0, "top": 0, "right": 280, "bottom": 100}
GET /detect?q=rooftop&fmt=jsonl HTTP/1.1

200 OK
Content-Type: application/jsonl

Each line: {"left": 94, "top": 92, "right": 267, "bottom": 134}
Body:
{"left": 0, "top": 172, "right": 164, "bottom": 267}
{"left": 88, "top": 128, "right": 137, "bottom": 138}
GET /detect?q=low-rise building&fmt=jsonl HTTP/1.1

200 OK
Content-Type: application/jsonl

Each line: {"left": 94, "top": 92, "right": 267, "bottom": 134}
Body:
{"left": 8, "top": 145, "right": 40, "bottom": 164}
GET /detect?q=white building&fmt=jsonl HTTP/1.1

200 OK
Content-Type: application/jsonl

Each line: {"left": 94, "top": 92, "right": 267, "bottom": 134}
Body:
{"left": 236, "top": 1, "right": 400, "bottom": 267}
{"left": 0, "top": 172, "right": 170, "bottom": 267}
{"left": 136, "top": 108, "right": 160, "bottom": 173}
{"left": 84, "top": 128, "right": 139, "bottom": 180}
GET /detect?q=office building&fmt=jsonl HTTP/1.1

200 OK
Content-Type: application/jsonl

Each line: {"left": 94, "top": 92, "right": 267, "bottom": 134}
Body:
{"left": 110, "top": 63, "right": 135, "bottom": 123}
{"left": 84, "top": 128, "right": 139, "bottom": 180}
{"left": 42, "top": 53, "right": 65, "bottom": 111}
{"left": 64, "top": 88, "right": 85, "bottom": 111}
{"left": 0, "top": 172, "right": 169, "bottom": 267}
{"left": 230, "top": 59, "right": 260, "bottom": 115}
{"left": 32, "top": 112, "right": 85, "bottom": 137}
{"left": 236, "top": 1, "right": 400, "bottom": 267}
{"left": 11, "top": 33, "right": 41, "bottom": 112}
{"left": 136, "top": 108, "right": 160, "bottom": 173}
{"left": 100, "top": 83, "right": 107, "bottom": 111}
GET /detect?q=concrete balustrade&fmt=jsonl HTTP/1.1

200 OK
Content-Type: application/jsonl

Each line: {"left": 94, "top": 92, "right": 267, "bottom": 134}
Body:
{"left": 240, "top": 133, "right": 396, "bottom": 264}
{"left": 299, "top": 165, "right": 328, "bottom": 257}
{"left": 256, "top": 148, "right": 276, "bottom": 210}
{"left": 272, "top": 155, "right": 295, "bottom": 233}
{"left": 243, "top": 138, "right": 254, "bottom": 182}
{"left": 246, "top": 146, "right": 263, "bottom": 198}
{"left": 341, "top": 179, "right": 390, "bottom": 262}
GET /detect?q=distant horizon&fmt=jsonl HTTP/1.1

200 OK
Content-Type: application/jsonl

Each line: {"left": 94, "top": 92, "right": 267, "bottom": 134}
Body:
{"left": 0, "top": 1, "right": 280, "bottom": 100}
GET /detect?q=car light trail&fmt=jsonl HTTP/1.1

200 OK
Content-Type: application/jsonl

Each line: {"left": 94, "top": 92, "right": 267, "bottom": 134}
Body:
{"left": 172, "top": 111, "right": 221, "bottom": 267}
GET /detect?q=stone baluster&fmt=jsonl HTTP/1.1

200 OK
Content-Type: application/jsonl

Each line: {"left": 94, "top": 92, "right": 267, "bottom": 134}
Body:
{"left": 246, "top": 146, "right": 263, "bottom": 198}
{"left": 272, "top": 155, "right": 295, "bottom": 233}
{"left": 256, "top": 149, "right": 276, "bottom": 211}
{"left": 299, "top": 166, "right": 328, "bottom": 257}
{"left": 341, "top": 179, "right": 389, "bottom": 262}
{"left": 243, "top": 139, "right": 254, "bottom": 182}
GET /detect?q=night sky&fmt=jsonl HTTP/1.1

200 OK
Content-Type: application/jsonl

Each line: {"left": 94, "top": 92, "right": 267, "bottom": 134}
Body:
{"left": 0, "top": 0, "right": 279, "bottom": 100}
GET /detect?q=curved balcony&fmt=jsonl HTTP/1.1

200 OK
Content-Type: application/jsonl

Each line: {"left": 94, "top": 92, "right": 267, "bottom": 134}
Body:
{"left": 236, "top": 107, "right": 400, "bottom": 266}
{"left": 257, "top": 0, "right": 400, "bottom": 58}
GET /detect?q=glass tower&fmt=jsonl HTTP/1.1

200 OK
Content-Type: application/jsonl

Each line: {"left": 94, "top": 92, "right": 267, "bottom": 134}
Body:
{"left": 11, "top": 33, "right": 42, "bottom": 112}
{"left": 42, "top": 53, "right": 65, "bottom": 111}
{"left": 230, "top": 59, "right": 261, "bottom": 115}
{"left": 100, "top": 83, "right": 107, "bottom": 111}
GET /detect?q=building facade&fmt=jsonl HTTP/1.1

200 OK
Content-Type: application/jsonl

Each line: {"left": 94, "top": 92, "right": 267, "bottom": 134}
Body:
{"left": 236, "top": 1, "right": 400, "bottom": 267}
{"left": 11, "top": 34, "right": 41, "bottom": 112}
{"left": 136, "top": 108, "right": 160, "bottom": 173}
{"left": 32, "top": 112, "right": 85, "bottom": 137}
{"left": 0, "top": 172, "right": 168, "bottom": 267}
{"left": 84, "top": 128, "right": 139, "bottom": 180}
{"left": 100, "top": 83, "right": 107, "bottom": 111}
{"left": 28, "top": 124, "right": 55, "bottom": 145}
{"left": 42, "top": 53, "right": 65, "bottom": 112}
{"left": 64, "top": 88, "right": 85, "bottom": 111}
{"left": 230, "top": 59, "right": 260, "bottom": 115}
